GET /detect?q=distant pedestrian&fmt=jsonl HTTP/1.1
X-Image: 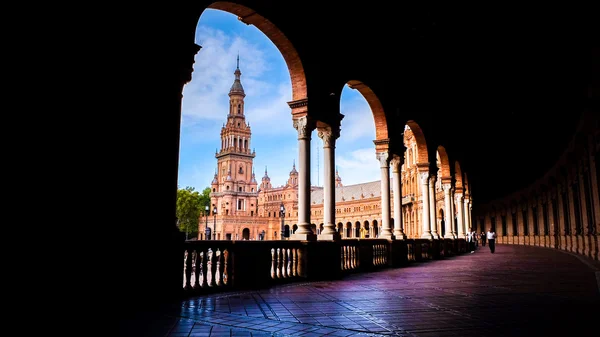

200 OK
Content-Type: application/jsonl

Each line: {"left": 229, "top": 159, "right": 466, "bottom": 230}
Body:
{"left": 487, "top": 228, "right": 497, "bottom": 253}
{"left": 480, "top": 232, "right": 486, "bottom": 246}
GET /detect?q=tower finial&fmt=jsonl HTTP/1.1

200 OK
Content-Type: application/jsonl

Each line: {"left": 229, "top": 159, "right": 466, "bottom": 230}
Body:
{"left": 265, "top": 166, "right": 267, "bottom": 174}
{"left": 293, "top": 159, "right": 296, "bottom": 168}
{"left": 237, "top": 52, "right": 239, "bottom": 69}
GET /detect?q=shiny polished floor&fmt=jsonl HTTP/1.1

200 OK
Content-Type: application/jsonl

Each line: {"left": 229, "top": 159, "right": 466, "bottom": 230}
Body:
{"left": 130, "top": 244, "right": 600, "bottom": 337}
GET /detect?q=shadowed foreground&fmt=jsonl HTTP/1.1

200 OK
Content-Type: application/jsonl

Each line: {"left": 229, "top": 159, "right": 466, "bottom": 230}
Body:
{"left": 130, "top": 245, "right": 600, "bottom": 337}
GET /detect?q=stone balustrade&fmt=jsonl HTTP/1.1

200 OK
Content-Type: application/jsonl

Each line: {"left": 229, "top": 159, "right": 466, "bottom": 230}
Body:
{"left": 182, "top": 238, "right": 466, "bottom": 296}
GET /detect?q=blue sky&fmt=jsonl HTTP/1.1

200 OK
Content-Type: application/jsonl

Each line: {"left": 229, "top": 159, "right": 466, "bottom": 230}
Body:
{"left": 178, "top": 9, "right": 381, "bottom": 191}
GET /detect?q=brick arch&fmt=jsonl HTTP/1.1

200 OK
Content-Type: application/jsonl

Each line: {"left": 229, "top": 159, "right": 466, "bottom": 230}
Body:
{"left": 454, "top": 161, "right": 464, "bottom": 190}
{"left": 206, "top": 2, "right": 307, "bottom": 100}
{"left": 346, "top": 80, "right": 388, "bottom": 140}
{"left": 436, "top": 146, "right": 451, "bottom": 178}
{"left": 463, "top": 172, "right": 470, "bottom": 195}
{"left": 405, "top": 120, "right": 429, "bottom": 164}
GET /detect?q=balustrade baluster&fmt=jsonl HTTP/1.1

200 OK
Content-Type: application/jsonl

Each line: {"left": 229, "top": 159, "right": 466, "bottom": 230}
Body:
{"left": 286, "top": 248, "right": 291, "bottom": 277}
{"left": 215, "top": 249, "right": 222, "bottom": 286}
{"left": 207, "top": 248, "right": 214, "bottom": 287}
{"left": 291, "top": 249, "right": 296, "bottom": 276}
{"left": 223, "top": 249, "right": 229, "bottom": 285}
{"left": 276, "top": 248, "right": 281, "bottom": 278}
{"left": 184, "top": 250, "right": 192, "bottom": 290}
{"left": 192, "top": 251, "right": 200, "bottom": 289}
{"left": 271, "top": 248, "right": 276, "bottom": 279}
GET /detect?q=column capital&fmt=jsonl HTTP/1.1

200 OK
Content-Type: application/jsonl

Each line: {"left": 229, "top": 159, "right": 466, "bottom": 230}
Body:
{"left": 293, "top": 116, "right": 316, "bottom": 140}
{"left": 429, "top": 175, "right": 436, "bottom": 186}
{"left": 442, "top": 183, "right": 452, "bottom": 192}
{"left": 390, "top": 154, "right": 403, "bottom": 172}
{"left": 317, "top": 126, "right": 339, "bottom": 148}
{"left": 376, "top": 151, "right": 390, "bottom": 168}
{"left": 455, "top": 193, "right": 464, "bottom": 202}
{"left": 418, "top": 171, "right": 429, "bottom": 184}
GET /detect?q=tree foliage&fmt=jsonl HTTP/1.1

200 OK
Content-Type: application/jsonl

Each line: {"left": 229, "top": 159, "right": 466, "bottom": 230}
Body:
{"left": 176, "top": 186, "right": 211, "bottom": 239}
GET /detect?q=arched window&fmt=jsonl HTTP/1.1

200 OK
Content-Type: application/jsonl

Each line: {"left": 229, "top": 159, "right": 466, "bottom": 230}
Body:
{"left": 237, "top": 104, "right": 241, "bottom": 114}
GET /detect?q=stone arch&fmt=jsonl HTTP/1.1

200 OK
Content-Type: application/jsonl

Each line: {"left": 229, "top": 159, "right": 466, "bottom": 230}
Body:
{"left": 346, "top": 80, "right": 388, "bottom": 140}
{"left": 436, "top": 146, "right": 451, "bottom": 178}
{"left": 454, "top": 161, "right": 464, "bottom": 190}
{"left": 242, "top": 227, "right": 250, "bottom": 240}
{"left": 405, "top": 120, "right": 429, "bottom": 164}
{"left": 203, "top": 2, "right": 307, "bottom": 100}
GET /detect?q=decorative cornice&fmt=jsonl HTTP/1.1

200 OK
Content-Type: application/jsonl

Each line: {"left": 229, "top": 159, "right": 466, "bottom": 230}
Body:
{"left": 373, "top": 138, "right": 390, "bottom": 146}
{"left": 287, "top": 98, "right": 308, "bottom": 109}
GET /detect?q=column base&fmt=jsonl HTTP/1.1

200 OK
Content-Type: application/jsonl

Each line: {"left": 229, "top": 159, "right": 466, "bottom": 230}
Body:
{"left": 393, "top": 231, "right": 407, "bottom": 240}
{"left": 431, "top": 232, "right": 441, "bottom": 239}
{"left": 318, "top": 233, "right": 341, "bottom": 241}
{"left": 421, "top": 233, "right": 434, "bottom": 240}
{"left": 290, "top": 233, "right": 317, "bottom": 241}
{"left": 444, "top": 234, "right": 454, "bottom": 239}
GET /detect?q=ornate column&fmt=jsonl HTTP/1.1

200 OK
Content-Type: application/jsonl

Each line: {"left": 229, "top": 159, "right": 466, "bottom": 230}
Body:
{"left": 464, "top": 196, "right": 471, "bottom": 232}
{"left": 377, "top": 151, "right": 393, "bottom": 239}
{"left": 450, "top": 187, "right": 457, "bottom": 237}
{"left": 456, "top": 192, "right": 465, "bottom": 238}
{"left": 318, "top": 126, "right": 340, "bottom": 240}
{"left": 391, "top": 155, "right": 406, "bottom": 239}
{"left": 429, "top": 176, "right": 439, "bottom": 239}
{"left": 419, "top": 171, "right": 433, "bottom": 239}
{"left": 291, "top": 116, "right": 316, "bottom": 240}
{"left": 587, "top": 142, "right": 600, "bottom": 234}
{"left": 443, "top": 183, "right": 454, "bottom": 239}
{"left": 469, "top": 201, "right": 473, "bottom": 230}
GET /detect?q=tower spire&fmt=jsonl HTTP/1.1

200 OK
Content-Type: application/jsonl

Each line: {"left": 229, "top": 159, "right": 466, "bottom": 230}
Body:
{"left": 229, "top": 55, "right": 245, "bottom": 96}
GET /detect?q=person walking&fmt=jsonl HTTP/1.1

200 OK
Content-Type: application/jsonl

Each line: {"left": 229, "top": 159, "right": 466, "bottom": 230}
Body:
{"left": 466, "top": 227, "right": 476, "bottom": 253}
{"left": 486, "top": 228, "right": 497, "bottom": 253}
{"left": 480, "top": 232, "right": 486, "bottom": 246}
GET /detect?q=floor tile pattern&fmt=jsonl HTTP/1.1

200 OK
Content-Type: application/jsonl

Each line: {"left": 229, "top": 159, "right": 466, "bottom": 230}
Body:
{"left": 138, "top": 245, "right": 600, "bottom": 336}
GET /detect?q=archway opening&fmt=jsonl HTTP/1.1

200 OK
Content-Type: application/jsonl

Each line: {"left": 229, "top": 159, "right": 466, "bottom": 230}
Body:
{"left": 178, "top": 4, "right": 308, "bottom": 242}
{"left": 242, "top": 227, "right": 250, "bottom": 240}
{"left": 318, "top": 81, "right": 387, "bottom": 240}
{"left": 402, "top": 121, "right": 429, "bottom": 238}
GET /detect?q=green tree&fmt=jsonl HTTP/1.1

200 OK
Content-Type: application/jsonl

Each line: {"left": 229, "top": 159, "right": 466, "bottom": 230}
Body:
{"left": 199, "top": 187, "right": 211, "bottom": 211}
{"left": 176, "top": 186, "right": 208, "bottom": 240}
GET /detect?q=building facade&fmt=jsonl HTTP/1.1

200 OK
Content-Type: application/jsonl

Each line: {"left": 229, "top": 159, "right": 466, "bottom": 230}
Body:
{"left": 202, "top": 62, "right": 472, "bottom": 240}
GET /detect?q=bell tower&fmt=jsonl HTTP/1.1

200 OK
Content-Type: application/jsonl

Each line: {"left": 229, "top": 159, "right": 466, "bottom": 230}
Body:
{"left": 211, "top": 56, "right": 258, "bottom": 217}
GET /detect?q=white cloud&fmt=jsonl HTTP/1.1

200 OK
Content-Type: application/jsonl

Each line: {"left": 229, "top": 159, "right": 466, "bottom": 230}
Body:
{"left": 335, "top": 148, "right": 381, "bottom": 186}
{"left": 339, "top": 87, "right": 377, "bottom": 140}
{"left": 181, "top": 25, "right": 293, "bottom": 138}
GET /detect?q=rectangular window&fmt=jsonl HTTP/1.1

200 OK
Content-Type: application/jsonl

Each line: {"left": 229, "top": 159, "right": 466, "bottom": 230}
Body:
{"left": 237, "top": 199, "right": 244, "bottom": 210}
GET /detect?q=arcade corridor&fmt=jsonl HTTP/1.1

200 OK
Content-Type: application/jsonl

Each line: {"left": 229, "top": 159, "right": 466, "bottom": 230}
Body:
{"left": 129, "top": 245, "right": 599, "bottom": 336}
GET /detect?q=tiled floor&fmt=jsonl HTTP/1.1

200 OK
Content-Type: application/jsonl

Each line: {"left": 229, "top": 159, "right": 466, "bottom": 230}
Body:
{"left": 131, "top": 245, "right": 600, "bottom": 336}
